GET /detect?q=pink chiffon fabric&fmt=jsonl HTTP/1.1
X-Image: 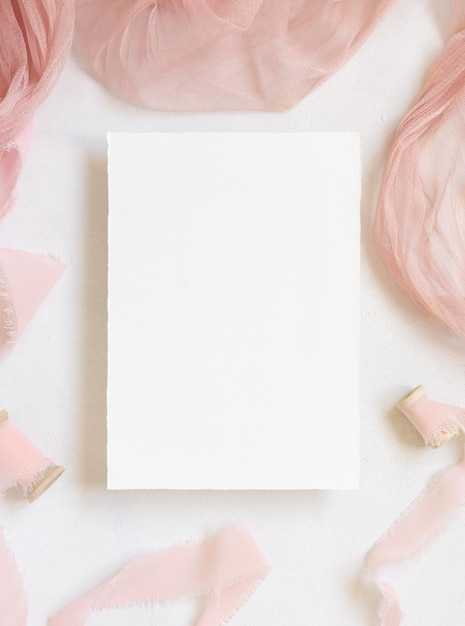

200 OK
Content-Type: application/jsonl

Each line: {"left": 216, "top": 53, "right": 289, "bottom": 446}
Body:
{"left": 0, "top": 120, "right": 33, "bottom": 220}
{"left": 0, "top": 1, "right": 74, "bottom": 150}
{"left": 374, "top": 3, "right": 465, "bottom": 338}
{"left": 74, "top": 0, "right": 394, "bottom": 111}
{"left": 0, "top": 524, "right": 269, "bottom": 625}
{"left": 0, "top": 0, "right": 74, "bottom": 214}
{"left": 0, "top": 1, "right": 72, "bottom": 355}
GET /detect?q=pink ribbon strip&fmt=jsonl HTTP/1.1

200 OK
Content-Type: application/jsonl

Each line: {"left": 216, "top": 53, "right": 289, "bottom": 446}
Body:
{"left": 51, "top": 524, "right": 270, "bottom": 626}
{"left": 0, "top": 248, "right": 65, "bottom": 356}
{"left": 366, "top": 387, "right": 465, "bottom": 625}
{"left": 0, "top": 120, "right": 33, "bottom": 220}
{"left": 366, "top": 444, "right": 465, "bottom": 626}
{"left": 0, "top": 529, "right": 28, "bottom": 626}
{"left": 0, "top": 524, "right": 270, "bottom": 625}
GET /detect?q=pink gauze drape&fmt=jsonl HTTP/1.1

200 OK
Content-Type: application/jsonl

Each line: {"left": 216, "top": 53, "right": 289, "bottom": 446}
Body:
{"left": 0, "top": 0, "right": 74, "bottom": 217}
{"left": 0, "top": 1, "right": 74, "bottom": 149}
{"left": 0, "top": 524, "right": 270, "bottom": 626}
{"left": 0, "top": 0, "right": 73, "bottom": 354}
{"left": 74, "top": 0, "right": 395, "bottom": 111}
{"left": 374, "top": 2, "right": 465, "bottom": 338}
{"left": 0, "top": 0, "right": 397, "bottom": 352}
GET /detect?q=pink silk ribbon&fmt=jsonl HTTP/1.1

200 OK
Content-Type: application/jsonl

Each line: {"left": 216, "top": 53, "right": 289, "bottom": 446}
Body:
{"left": 0, "top": 524, "right": 270, "bottom": 625}
{"left": 0, "top": 530, "right": 28, "bottom": 626}
{"left": 367, "top": 388, "right": 465, "bottom": 625}
{"left": 367, "top": 444, "right": 465, "bottom": 626}
{"left": 0, "top": 120, "right": 33, "bottom": 220}
{"left": 0, "top": 248, "right": 65, "bottom": 356}
{"left": 74, "top": 0, "right": 394, "bottom": 111}
{"left": 374, "top": 2, "right": 465, "bottom": 338}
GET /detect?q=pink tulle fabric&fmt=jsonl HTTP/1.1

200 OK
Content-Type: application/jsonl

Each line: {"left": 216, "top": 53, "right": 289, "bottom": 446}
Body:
{"left": 74, "top": 0, "right": 394, "bottom": 111}
{"left": 0, "top": 0, "right": 74, "bottom": 150}
{"left": 0, "top": 524, "right": 269, "bottom": 625}
{"left": 374, "top": 7, "right": 465, "bottom": 338}
{"left": 0, "top": 2, "right": 71, "bottom": 355}
{"left": 0, "top": 120, "right": 33, "bottom": 220}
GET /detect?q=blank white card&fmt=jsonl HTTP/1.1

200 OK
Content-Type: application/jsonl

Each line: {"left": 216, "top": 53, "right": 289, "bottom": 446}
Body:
{"left": 107, "top": 133, "right": 360, "bottom": 490}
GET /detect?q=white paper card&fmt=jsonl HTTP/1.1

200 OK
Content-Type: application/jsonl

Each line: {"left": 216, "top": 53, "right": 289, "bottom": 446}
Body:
{"left": 107, "top": 132, "right": 360, "bottom": 490}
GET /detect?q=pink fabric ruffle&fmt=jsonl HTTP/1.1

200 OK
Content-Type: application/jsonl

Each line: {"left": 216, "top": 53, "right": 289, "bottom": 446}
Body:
{"left": 74, "top": 0, "right": 394, "bottom": 111}
{"left": 374, "top": 11, "right": 465, "bottom": 338}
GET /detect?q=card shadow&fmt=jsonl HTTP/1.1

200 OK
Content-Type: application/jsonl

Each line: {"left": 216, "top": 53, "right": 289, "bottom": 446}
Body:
{"left": 79, "top": 154, "right": 108, "bottom": 487}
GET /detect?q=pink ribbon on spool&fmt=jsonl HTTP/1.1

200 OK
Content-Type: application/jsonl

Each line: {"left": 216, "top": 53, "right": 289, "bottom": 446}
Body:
{"left": 0, "top": 524, "right": 270, "bottom": 625}
{"left": 396, "top": 385, "right": 464, "bottom": 448}
{"left": 366, "top": 385, "right": 465, "bottom": 625}
{"left": 0, "top": 410, "right": 63, "bottom": 502}
{"left": 0, "top": 528, "right": 27, "bottom": 626}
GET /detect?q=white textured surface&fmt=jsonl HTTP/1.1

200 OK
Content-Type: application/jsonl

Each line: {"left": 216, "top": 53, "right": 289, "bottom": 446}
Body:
{"left": 1, "top": 1, "right": 465, "bottom": 624}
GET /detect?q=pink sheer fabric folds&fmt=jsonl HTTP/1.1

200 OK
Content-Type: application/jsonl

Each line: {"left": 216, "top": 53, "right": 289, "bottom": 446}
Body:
{"left": 0, "top": 120, "right": 33, "bottom": 220}
{"left": 75, "top": 0, "right": 394, "bottom": 111}
{"left": 0, "top": 0, "right": 74, "bottom": 216}
{"left": 0, "top": 1, "right": 72, "bottom": 355}
{"left": 374, "top": 18, "right": 465, "bottom": 338}
{"left": 0, "top": 0, "right": 74, "bottom": 149}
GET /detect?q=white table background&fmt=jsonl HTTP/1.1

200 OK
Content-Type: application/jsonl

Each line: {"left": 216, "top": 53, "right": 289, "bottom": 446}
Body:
{"left": 2, "top": 1, "right": 465, "bottom": 624}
